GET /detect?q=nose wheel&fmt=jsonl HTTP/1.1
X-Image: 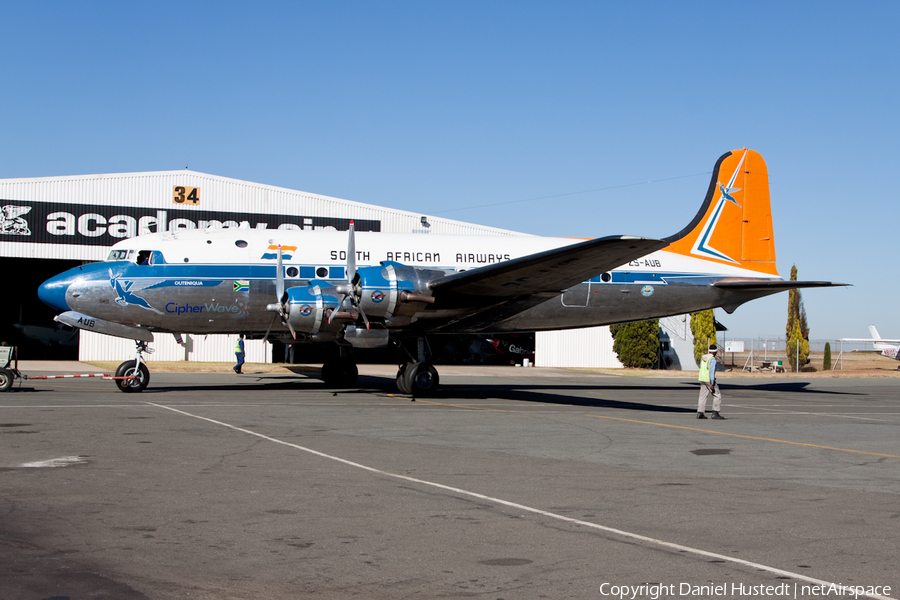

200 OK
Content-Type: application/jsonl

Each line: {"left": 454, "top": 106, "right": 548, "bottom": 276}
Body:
{"left": 115, "top": 360, "right": 150, "bottom": 393}
{"left": 114, "top": 341, "right": 152, "bottom": 393}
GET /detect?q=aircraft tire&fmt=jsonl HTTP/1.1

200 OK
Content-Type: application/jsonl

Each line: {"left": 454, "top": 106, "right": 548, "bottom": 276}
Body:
{"left": 115, "top": 360, "right": 150, "bottom": 393}
{"left": 396, "top": 363, "right": 412, "bottom": 394}
{"left": 406, "top": 363, "right": 439, "bottom": 397}
{"left": 0, "top": 368, "right": 13, "bottom": 392}
{"left": 322, "top": 359, "right": 358, "bottom": 388}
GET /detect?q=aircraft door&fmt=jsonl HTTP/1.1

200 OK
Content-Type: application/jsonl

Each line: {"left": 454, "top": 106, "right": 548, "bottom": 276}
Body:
{"left": 560, "top": 281, "right": 591, "bottom": 307}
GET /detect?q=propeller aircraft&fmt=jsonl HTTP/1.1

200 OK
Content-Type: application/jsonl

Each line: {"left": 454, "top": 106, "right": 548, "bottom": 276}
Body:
{"left": 38, "top": 149, "right": 844, "bottom": 394}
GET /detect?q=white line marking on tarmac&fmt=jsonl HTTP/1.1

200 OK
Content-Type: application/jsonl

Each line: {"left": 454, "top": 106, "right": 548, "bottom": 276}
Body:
{"left": 728, "top": 404, "right": 897, "bottom": 422}
{"left": 147, "top": 401, "right": 891, "bottom": 600}
{"left": 19, "top": 456, "right": 88, "bottom": 468}
{"left": 0, "top": 405, "right": 149, "bottom": 408}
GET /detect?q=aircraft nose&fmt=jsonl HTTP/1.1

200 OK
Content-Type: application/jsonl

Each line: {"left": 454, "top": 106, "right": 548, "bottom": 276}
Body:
{"left": 38, "top": 272, "right": 74, "bottom": 312}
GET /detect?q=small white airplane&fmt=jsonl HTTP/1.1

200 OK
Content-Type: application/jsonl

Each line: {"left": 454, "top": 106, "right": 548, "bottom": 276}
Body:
{"left": 38, "top": 149, "right": 846, "bottom": 394}
{"left": 841, "top": 326, "right": 900, "bottom": 361}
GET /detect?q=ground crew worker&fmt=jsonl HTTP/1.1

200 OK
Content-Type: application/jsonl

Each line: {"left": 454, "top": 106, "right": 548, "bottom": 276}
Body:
{"left": 234, "top": 334, "right": 245, "bottom": 374}
{"left": 697, "top": 344, "right": 725, "bottom": 419}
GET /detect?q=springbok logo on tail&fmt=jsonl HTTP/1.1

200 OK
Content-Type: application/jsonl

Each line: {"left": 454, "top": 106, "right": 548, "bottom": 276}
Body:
{"left": 689, "top": 150, "right": 747, "bottom": 265}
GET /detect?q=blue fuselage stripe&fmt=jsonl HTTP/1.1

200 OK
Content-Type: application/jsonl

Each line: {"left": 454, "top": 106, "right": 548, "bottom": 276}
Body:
{"left": 97, "top": 261, "right": 745, "bottom": 287}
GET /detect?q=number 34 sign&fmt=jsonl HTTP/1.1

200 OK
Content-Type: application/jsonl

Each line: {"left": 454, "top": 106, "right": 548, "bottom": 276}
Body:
{"left": 173, "top": 186, "right": 200, "bottom": 205}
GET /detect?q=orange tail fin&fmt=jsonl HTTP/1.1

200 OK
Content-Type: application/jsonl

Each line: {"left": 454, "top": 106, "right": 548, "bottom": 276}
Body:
{"left": 665, "top": 149, "right": 779, "bottom": 276}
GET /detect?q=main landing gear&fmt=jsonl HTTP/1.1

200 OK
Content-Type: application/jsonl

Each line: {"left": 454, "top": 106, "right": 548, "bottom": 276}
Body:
{"left": 321, "top": 357, "right": 359, "bottom": 388}
{"left": 319, "top": 336, "right": 442, "bottom": 396}
{"left": 115, "top": 341, "right": 151, "bottom": 393}
{"left": 321, "top": 344, "right": 359, "bottom": 388}
{"left": 396, "top": 362, "right": 440, "bottom": 396}
{"left": 395, "top": 336, "right": 440, "bottom": 397}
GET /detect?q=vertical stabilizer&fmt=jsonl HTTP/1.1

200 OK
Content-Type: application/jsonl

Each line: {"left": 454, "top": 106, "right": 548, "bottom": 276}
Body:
{"left": 869, "top": 325, "right": 881, "bottom": 340}
{"left": 665, "top": 149, "right": 778, "bottom": 276}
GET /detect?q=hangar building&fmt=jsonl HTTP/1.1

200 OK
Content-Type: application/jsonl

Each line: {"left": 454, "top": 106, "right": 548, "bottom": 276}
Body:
{"left": 0, "top": 170, "right": 627, "bottom": 368}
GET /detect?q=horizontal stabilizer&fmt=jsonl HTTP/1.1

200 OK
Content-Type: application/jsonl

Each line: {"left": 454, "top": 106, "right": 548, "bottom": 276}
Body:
{"left": 712, "top": 279, "right": 849, "bottom": 291}
{"left": 430, "top": 235, "right": 667, "bottom": 300}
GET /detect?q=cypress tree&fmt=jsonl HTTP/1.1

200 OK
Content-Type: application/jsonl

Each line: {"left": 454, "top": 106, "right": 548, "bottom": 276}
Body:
{"left": 786, "top": 316, "right": 810, "bottom": 371}
{"left": 786, "top": 264, "right": 810, "bottom": 340}
{"left": 823, "top": 341, "right": 832, "bottom": 371}
{"left": 786, "top": 265, "right": 812, "bottom": 371}
{"left": 690, "top": 310, "right": 717, "bottom": 367}
{"left": 786, "top": 265, "right": 798, "bottom": 339}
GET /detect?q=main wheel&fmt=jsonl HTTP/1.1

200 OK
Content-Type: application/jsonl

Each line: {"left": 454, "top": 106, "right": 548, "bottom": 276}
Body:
{"left": 321, "top": 359, "right": 358, "bottom": 388}
{"left": 0, "top": 368, "right": 13, "bottom": 392}
{"left": 396, "top": 363, "right": 412, "bottom": 394}
{"left": 115, "top": 360, "right": 150, "bottom": 393}
{"left": 405, "top": 363, "right": 439, "bottom": 397}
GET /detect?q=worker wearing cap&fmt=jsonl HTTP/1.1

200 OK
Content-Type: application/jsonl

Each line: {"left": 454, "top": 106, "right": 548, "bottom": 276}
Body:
{"left": 697, "top": 344, "right": 725, "bottom": 419}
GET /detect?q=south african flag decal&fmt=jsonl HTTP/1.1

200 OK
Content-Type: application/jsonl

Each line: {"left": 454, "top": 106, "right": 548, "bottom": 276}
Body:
{"left": 233, "top": 280, "right": 250, "bottom": 292}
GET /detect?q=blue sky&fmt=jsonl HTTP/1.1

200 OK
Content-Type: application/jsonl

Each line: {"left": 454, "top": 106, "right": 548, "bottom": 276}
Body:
{"left": 2, "top": 2, "right": 897, "bottom": 342}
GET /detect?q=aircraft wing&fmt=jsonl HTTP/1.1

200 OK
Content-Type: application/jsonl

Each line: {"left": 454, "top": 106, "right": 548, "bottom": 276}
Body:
{"left": 420, "top": 236, "right": 666, "bottom": 331}
{"left": 712, "top": 279, "right": 850, "bottom": 291}
{"left": 429, "top": 235, "right": 667, "bottom": 301}
{"left": 840, "top": 338, "right": 900, "bottom": 343}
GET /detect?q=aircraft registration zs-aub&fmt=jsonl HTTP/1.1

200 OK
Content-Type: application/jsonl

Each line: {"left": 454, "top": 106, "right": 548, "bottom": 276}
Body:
{"left": 39, "top": 149, "right": 842, "bottom": 394}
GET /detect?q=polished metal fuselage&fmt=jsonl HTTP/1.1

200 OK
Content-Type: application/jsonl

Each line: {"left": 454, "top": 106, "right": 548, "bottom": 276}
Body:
{"left": 51, "top": 259, "right": 775, "bottom": 337}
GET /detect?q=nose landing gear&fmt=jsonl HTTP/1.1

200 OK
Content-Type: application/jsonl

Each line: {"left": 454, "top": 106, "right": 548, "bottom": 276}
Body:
{"left": 114, "top": 341, "right": 152, "bottom": 393}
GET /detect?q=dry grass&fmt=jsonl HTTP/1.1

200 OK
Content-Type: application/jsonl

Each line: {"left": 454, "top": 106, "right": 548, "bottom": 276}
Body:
{"left": 560, "top": 352, "right": 900, "bottom": 379}
{"left": 714, "top": 350, "right": 900, "bottom": 378}
{"left": 582, "top": 367, "right": 900, "bottom": 379}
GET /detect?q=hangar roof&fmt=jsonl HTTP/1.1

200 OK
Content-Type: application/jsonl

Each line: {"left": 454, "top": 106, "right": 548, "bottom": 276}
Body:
{"left": 0, "top": 170, "right": 526, "bottom": 261}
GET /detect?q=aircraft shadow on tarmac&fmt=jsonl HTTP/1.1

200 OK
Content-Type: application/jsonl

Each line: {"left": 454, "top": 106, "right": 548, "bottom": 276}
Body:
{"left": 143, "top": 375, "right": 697, "bottom": 413}
{"left": 430, "top": 383, "right": 696, "bottom": 412}
{"left": 696, "top": 380, "right": 864, "bottom": 396}
{"left": 8, "top": 374, "right": 860, "bottom": 411}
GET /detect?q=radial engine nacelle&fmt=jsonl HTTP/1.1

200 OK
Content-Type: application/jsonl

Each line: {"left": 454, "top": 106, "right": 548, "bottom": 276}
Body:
{"left": 281, "top": 262, "right": 442, "bottom": 336}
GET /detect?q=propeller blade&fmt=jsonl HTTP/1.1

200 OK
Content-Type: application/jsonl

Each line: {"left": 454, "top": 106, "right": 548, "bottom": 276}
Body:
{"left": 275, "top": 244, "right": 285, "bottom": 302}
{"left": 347, "top": 220, "right": 356, "bottom": 283}
{"left": 285, "top": 313, "right": 297, "bottom": 339}
{"left": 262, "top": 313, "right": 277, "bottom": 342}
{"left": 358, "top": 303, "right": 370, "bottom": 329}
{"left": 328, "top": 294, "right": 348, "bottom": 324}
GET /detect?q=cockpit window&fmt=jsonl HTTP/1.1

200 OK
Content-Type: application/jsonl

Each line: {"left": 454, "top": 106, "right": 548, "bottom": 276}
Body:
{"left": 136, "top": 250, "right": 153, "bottom": 265}
{"left": 107, "top": 249, "right": 129, "bottom": 261}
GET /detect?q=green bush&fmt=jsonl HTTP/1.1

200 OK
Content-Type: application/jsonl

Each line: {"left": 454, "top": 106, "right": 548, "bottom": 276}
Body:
{"left": 611, "top": 320, "right": 660, "bottom": 368}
